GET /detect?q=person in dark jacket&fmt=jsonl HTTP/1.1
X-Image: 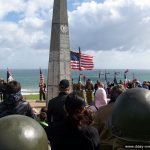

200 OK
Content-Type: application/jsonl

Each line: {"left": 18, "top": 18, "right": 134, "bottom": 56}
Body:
{"left": 0, "top": 80, "right": 35, "bottom": 118}
{"left": 47, "top": 92, "right": 100, "bottom": 150}
{"left": 47, "top": 79, "right": 70, "bottom": 123}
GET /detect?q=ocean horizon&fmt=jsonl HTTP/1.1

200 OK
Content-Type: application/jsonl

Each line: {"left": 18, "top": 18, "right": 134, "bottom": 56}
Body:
{"left": 0, "top": 69, "right": 150, "bottom": 95}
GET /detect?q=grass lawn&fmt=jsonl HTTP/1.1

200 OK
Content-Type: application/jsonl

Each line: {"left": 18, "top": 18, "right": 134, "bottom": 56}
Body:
{"left": 23, "top": 94, "right": 39, "bottom": 101}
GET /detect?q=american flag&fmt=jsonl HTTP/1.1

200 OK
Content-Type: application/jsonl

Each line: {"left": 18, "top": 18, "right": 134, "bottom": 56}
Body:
{"left": 70, "top": 51, "right": 94, "bottom": 70}
{"left": 7, "top": 68, "right": 14, "bottom": 82}
{"left": 40, "top": 68, "right": 44, "bottom": 88}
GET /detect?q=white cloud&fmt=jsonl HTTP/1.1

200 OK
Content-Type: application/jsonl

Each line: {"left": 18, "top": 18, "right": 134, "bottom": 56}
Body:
{"left": 0, "top": 0, "right": 52, "bottom": 69}
{"left": 0, "top": 0, "right": 25, "bottom": 19}
{"left": 0, "top": 0, "right": 150, "bottom": 69}
{"left": 19, "top": 17, "right": 45, "bottom": 29}
{"left": 68, "top": 0, "right": 150, "bottom": 69}
{"left": 91, "top": 49, "right": 150, "bottom": 69}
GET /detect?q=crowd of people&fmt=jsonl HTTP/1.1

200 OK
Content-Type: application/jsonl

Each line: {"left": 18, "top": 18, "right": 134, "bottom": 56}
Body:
{"left": 73, "top": 78, "right": 150, "bottom": 109}
{"left": 0, "top": 77, "right": 150, "bottom": 150}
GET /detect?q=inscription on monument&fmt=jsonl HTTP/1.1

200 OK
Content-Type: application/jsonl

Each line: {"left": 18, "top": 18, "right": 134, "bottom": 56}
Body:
{"left": 60, "top": 24, "right": 68, "bottom": 34}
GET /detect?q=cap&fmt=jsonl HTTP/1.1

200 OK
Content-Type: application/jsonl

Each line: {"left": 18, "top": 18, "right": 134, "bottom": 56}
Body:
{"left": 59, "top": 79, "right": 69, "bottom": 89}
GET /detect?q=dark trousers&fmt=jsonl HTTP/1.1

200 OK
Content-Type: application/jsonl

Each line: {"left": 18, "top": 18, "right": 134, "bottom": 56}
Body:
{"left": 0, "top": 92, "right": 3, "bottom": 101}
{"left": 39, "top": 91, "right": 46, "bottom": 100}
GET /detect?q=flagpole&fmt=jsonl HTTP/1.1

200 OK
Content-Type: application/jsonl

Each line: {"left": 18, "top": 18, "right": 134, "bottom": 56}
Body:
{"left": 133, "top": 73, "right": 135, "bottom": 80}
{"left": 104, "top": 70, "right": 110, "bottom": 83}
{"left": 114, "top": 71, "right": 118, "bottom": 85}
{"left": 78, "top": 46, "right": 81, "bottom": 83}
{"left": 105, "top": 70, "right": 107, "bottom": 82}
{"left": 99, "top": 70, "right": 101, "bottom": 80}
{"left": 79, "top": 47, "right": 81, "bottom": 71}
{"left": 7, "top": 68, "right": 8, "bottom": 83}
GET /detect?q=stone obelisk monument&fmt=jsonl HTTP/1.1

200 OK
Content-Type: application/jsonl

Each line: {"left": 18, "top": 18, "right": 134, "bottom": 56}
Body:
{"left": 47, "top": 0, "right": 71, "bottom": 100}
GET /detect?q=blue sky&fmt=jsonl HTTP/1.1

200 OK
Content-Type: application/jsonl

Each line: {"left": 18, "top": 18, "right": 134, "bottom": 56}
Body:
{"left": 0, "top": 0, "right": 150, "bottom": 69}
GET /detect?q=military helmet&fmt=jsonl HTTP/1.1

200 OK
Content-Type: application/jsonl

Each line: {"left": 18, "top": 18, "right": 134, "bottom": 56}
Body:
{"left": 0, "top": 115, "right": 48, "bottom": 150}
{"left": 111, "top": 88, "right": 150, "bottom": 143}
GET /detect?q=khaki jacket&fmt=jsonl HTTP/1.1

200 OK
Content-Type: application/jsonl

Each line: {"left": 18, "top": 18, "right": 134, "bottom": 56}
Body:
{"left": 93, "top": 102, "right": 115, "bottom": 148}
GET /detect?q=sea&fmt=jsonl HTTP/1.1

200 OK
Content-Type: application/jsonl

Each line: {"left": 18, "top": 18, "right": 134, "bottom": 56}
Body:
{"left": 0, "top": 69, "right": 150, "bottom": 95}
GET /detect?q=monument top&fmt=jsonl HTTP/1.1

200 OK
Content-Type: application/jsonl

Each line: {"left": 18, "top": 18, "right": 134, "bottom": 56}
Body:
{"left": 52, "top": 0, "right": 68, "bottom": 24}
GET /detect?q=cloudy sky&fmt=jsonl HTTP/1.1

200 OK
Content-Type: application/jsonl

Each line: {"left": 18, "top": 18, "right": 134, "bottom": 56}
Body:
{"left": 0, "top": 0, "right": 150, "bottom": 69}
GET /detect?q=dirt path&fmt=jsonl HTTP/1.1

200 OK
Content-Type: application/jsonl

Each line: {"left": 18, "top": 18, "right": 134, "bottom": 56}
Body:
{"left": 29, "top": 101, "right": 46, "bottom": 108}
{"left": 28, "top": 101, "right": 46, "bottom": 112}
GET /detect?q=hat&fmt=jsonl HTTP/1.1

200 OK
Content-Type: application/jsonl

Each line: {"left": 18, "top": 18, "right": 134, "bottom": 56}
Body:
{"left": 59, "top": 79, "right": 69, "bottom": 89}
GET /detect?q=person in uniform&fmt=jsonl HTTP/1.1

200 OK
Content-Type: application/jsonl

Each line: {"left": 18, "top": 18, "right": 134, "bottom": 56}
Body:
{"left": 39, "top": 82, "right": 46, "bottom": 100}
{"left": 85, "top": 79, "right": 94, "bottom": 105}
{"left": 93, "top": 84, "right": 126, "bottom": 149}
{"left": 72, "top": 82, "right": 77, "bottom": 91}
{"left": 110, "top": 88, "right": 150, "bottom": 149}
{"left": 0, "top": 115, "right": 49, "bottom": 150}
{"left": 0, "top": 79, "right": 7, "bottom": 101}
{"left": 76, "top": 81, "right": 85, "bottom": 98}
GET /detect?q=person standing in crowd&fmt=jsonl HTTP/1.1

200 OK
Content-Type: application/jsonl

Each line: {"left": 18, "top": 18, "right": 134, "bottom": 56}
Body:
{"left": 94, "top": 80, "right": 99, "bottom": 95}
{"left": 39, "top": 68, "right": 46, "bottom": 101}
{"left": 0, "top": 80, "right": 35, "bottom": 118}
{"left": 0, "top": 79, "right": 7, "bottom": 101}
{"left": 94, "top": 84, "right": 126, "bottom": 149}
{"left": 0, "top": 115, "right": 49, "bottom": 150}
{"left": 94, "top": 81, "right": 107, "bottom": 109}
{"left": 0, "top": 79, "right": 4, "bottom": 101}
{"left": 85, "top": 79, "right": 94, "bottom": 105}
{"left": 47, "top": 79, "right": 70, "bottom": 124}
{"left": 47, "top": 92, "right": 100, "bottom": 150}
{"left": 142, "top": 81, "right": 149, "bottom": 89}
{"left": 76, "top": 81, "right": 85, "bottom": 98}
{"left": 110, "top": 88, "right": 150, "bottom": 149}
{"left": 39, "top": 82, "right": 46, "bottom": 100}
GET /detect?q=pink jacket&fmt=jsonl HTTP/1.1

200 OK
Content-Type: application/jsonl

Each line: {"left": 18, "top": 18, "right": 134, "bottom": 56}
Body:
{"left": 95, "top": 87, "right": 107, "bottom": 109}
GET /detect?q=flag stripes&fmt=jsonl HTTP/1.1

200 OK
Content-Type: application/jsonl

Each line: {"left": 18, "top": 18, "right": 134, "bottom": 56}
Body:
{"left": 70, "top": 51, "right": 94, "bottom": 70}
{"left": 40, "top": 68, "right": 44, "bottom": 88}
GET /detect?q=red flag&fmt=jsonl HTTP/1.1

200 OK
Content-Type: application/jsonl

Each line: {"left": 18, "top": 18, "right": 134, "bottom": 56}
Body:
{"left": 7, "top": 68, "right": 14, "bottom": 82}
{"left": 70, "top": 51, "right": 94, "bottom": 70}
{"left": 40, "top": 68, "right": 44, "bottom": 89}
